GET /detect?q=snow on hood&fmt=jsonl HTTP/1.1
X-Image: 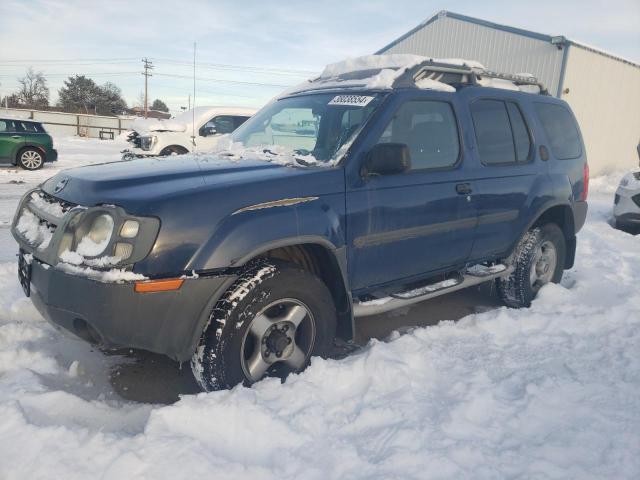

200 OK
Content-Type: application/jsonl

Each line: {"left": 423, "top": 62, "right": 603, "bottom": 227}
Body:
{"left": 131, "top": 117, "right": 186, "bottom": 133}
{"left": 212, "top": 137, "right": 326, "bottom": 168}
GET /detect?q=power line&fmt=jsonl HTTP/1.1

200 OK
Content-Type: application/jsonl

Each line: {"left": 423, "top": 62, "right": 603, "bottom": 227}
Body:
{"left": 0, "top": 72, "right": 139, "bottom": 77}
{"left": 150, "top": 58, "right": 316, "bottom": 76}
{"left": 154, "top": 72, "right": 291, "bottom": 88}
{"left": 0, "top": 56, "right": 317, "bottom": 76}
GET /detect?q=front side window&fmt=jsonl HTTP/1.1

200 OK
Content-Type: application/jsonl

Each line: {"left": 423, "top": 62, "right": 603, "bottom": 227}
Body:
{"left": 376, "top": 100, "right": 460, "bottom": 170}
{"left": 201, "top": 115, "right": 235, "bottom": 136}
{"left": 535, "top": 103, "right": 582, "bottom": 159}
{"left": 229, "top": 93, "right": 384, "bottom": 163}
{"left": 233, "top": 116, "right": 250, "bottom": 129}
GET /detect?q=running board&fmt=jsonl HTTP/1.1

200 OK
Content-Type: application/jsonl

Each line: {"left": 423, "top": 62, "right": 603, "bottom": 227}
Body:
{"left": 352, "top": 263, "right": 513, "bottom": 317}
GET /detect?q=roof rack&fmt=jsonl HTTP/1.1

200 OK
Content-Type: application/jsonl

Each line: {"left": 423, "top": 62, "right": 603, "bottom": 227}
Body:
{"left": 400, "top": 60, "right": 548, "bottom": 94}
{"left": 285, "top": 57, "right": 549, "bottom": 96}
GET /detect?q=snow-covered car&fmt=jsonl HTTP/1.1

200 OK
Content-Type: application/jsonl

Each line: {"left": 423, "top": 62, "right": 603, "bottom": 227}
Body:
{"left": 124, "top": 106, "right": 257, "bottom": 157}
{"left": 613, "top": 170, "right": 640, "bottom": 231}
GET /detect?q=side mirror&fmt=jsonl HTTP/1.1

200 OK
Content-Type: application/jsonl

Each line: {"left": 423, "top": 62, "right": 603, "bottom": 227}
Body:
{"left": 363, "top": 143, "right": 411, "bottom": 176}
{"left": 202, "top": 126, "right": 217, "bottom": 137}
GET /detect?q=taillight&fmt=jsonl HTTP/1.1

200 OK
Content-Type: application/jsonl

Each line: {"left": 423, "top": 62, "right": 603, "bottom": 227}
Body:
{"left": 581, "top": 163, "right": 589, "bottom": 201}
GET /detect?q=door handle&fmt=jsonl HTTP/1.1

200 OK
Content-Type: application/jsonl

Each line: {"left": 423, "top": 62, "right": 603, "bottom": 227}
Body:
{"left": 456, "top": 183, "right": 472, "bottom": 195}
{"left": 11, "top": 135, "right": 21, "bottom": 139}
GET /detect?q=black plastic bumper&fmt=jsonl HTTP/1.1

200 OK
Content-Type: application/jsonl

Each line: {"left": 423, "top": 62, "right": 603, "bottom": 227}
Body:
{"left": 573, "top": 200, "right": 588, "bottom": 233}
{"left": 28, "top": 259, "right": 236, "bottom": 362}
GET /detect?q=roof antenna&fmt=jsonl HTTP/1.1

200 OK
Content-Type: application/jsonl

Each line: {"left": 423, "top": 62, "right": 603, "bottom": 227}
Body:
{"left": 191, "top": 41, "right": 196, "bottom": 147}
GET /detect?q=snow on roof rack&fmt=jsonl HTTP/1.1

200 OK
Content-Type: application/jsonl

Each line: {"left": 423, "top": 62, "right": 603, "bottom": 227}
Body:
{"left": 398, "top": 59, "right": 548, "bottom": 94}
{"left": 284, "top": 55, "right": 548, "bottom": 96}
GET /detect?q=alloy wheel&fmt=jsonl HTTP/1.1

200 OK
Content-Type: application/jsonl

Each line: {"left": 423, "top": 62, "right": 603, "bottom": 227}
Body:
{"left": 530, "top": 240, "right": 557, "bottom": 291}
{"left": 240, "top": 298, "right": 316, "bottom": 382}
{"left": 20, "top": 150, "right": 43, "bottom": 169}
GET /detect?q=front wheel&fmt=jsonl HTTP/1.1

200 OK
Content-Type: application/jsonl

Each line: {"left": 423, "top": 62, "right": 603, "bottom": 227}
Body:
{"left": 191, "top": 259, "right": 337, "bottom": 391}
{"left": 497, "top": 223, "right": 566, "bottom": 308}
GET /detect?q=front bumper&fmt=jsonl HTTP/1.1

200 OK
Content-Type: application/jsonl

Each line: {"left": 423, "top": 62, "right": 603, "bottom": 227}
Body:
{"left": 47, "top": 149, "right": 58, "bottom": 162}
{"left": 28, "top": 258, "right": 236, "bottom": 362}
{"left": 121, "top": 148, "right": 156, "bottom": 159}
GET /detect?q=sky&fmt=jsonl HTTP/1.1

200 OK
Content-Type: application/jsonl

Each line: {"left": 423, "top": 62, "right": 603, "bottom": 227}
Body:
{"left": 0, "top": 0, "right": 638, "bottom": 114}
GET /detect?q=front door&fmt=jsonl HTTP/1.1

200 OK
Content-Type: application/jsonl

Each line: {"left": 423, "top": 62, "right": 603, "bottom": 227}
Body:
{"left": 346, "top": 94, "right": 477, "bottom": 293}
{"left": 0, "top": 120, "right": 24, "bottom": 163}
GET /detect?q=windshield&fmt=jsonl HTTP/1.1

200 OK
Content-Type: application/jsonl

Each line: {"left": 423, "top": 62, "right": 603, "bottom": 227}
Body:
{"left": 227, "top": 92, "right": 384, "bottom": 165}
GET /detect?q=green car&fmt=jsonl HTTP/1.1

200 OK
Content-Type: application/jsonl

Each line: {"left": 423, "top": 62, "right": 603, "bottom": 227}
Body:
{"left": 0, "top": 118, "right": 57, "bottom": 170}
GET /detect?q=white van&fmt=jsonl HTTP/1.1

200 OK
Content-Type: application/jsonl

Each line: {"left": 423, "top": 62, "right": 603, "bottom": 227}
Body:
{"left": 125, "top": 106, "right": 257, "bottom": 157}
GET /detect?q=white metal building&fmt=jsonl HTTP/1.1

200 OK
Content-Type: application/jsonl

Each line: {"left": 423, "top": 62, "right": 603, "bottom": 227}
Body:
{"left": 377, "top": 10, "right": 640, "bottom": 174}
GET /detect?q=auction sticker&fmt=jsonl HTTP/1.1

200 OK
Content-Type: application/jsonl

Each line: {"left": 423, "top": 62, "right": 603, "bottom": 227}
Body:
{"left": 328, "top": 95, "right": 374, "bottom": 107}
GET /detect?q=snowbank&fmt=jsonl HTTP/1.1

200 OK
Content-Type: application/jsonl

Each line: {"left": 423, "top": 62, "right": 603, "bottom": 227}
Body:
{"left": 0, "top": 137, "right": 638, "bottom": 479}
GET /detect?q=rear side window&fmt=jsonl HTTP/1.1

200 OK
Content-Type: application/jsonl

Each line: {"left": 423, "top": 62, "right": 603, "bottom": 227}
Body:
{"left": 17, "top": 121, "right": 40, "bottom": 133}
{"left": 376, "top": 100, "right": 460, "bottom": 170}
{"left": 535, "top": 103, "right": 581, "bottom": 159}
{"left": 471, "top": 99, "right": 531, "bottom": 164}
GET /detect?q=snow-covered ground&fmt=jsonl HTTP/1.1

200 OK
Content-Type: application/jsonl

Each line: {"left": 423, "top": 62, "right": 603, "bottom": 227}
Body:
{"left": 0, "top": 137, "right": 639, "bottom": 479}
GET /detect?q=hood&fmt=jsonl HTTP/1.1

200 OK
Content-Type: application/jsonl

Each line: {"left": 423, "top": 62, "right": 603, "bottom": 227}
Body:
{"left": 41, "top": 154, "right": 343, "bottom": 215}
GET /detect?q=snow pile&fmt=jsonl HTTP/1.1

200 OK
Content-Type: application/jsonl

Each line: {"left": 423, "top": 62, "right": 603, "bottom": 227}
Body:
{"left": 15, "top": 208, "right": 55, "bottom": 250}
{"left": 28, "top": 191, "right": 67, "bottom": 218}
{"left": 55, "top": 261, "right": 146, "bottom": 283}
{"left": 0, "top": 165, "right": 638, "bottom": 478}
{"left": 131, "top": 117, "right": 186, "bottom": 133}
{"left": 415, "top": 77, "right": 456, "bottom": 92}
{"left": 303, "top": 54, "right": 486, "bottom": 92}
{"left": 212, "top": 137, "right": 325, "bottom": 168}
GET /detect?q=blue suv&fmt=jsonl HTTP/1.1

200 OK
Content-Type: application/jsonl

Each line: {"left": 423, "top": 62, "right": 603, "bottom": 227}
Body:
{"left": 12, "top": 56, "right": 588, "bottom": 391}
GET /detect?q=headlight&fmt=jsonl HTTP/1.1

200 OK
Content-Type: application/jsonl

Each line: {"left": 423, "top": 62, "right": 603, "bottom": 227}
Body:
{"left": 120, "top": 220, "right": 139, "bottom": 238}
{"left": 76, "top": 214, "right": 114, "bottom": 257}
{"left": 140, "top": 136, "right": 157, "bottom": 151}
{"left": 52, "top": 202, "right": 159, "bottom": 267}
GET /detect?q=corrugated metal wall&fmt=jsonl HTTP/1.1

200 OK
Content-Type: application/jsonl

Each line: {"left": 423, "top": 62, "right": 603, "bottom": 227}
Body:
{"left": 380, "top": 15, "right": 565, "bottom": 94}
{"left": 561, "top": 45, "right": 640, "bottom": 173}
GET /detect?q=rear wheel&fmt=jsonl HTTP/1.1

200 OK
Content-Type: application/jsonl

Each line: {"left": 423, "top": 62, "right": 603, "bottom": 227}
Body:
{"left": 497, "top": 223, "right": 566, "bottom": 308}
{"left": 191, "top": 259, "right": 337, "bottom": 391}
{"left": 17, "top": 148, "right": 44, "bottom": 170}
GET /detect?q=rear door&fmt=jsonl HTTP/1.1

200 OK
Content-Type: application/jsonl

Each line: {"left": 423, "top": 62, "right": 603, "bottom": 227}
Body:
{"left": 346, "top": 92, "right": 477, "bottom": 293}
{"left": 0, "top": 120, "right": 24, "bottom": 163}
{"left": 464, "top": 93, "right": 547, "bottom": 262}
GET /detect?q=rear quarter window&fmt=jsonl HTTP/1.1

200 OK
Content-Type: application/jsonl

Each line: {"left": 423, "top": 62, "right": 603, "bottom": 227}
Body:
{"left": 534, "top": 103, "right": 582, "bottom": 159}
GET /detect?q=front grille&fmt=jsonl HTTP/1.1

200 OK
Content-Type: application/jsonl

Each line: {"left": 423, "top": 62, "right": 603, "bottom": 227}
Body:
{"left": 36, "top": 190, "right": 77, "bottom": 214}
{"left": 14, "top": 190, "right": 77, "bottom": 251}
{"left": 127, "top": 131, "right": 141, "bottom": 148}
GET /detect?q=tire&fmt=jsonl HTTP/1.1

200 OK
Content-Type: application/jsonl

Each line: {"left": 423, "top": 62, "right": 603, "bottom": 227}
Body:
{"left": 17, "top": 148, "right": 44, "bottom": 170}
{"left": 159, "top": 145, "right": 188, "bottom": 156}
{"left": 191, "top": 259, "right": 337, "bottom": 391}
{"left": 497, "top": 223, "right": 566, "bottom": 308}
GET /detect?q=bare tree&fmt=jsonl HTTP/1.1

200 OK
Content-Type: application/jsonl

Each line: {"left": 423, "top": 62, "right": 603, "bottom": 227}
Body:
{"left": 17, "top": 68, "right": 49, "bottom": 108}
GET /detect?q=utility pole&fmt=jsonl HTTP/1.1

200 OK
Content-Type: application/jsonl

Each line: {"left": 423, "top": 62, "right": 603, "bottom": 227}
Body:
{"left": 141, "top": 58, "right": 154, "bottom": 118}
